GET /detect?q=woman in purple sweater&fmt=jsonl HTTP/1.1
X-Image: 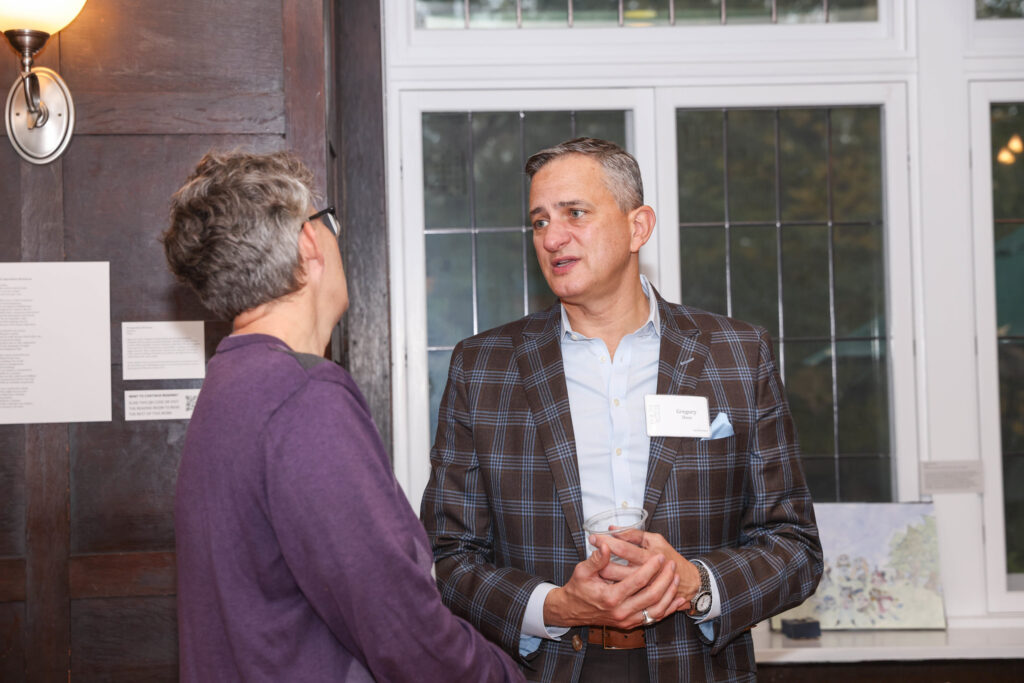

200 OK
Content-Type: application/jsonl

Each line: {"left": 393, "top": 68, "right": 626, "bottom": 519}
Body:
{"left": 162, "top": 151, "right": 524, "bottom": 683}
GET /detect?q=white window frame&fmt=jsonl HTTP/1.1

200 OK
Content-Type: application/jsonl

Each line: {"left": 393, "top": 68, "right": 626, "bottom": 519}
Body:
{"left": 389, "top": 88, "right": 657, "bottom": 513}
{"left": 389, "top": 83, "right": 919, "bottom": 511}
{"left": 968, "top": 3, "right": 1024, "bottom": 56}
{"left": 969, "top": 79, "right": 1024, "bottom": 613}
{"left": 381, "top": 0, "right": 1024, "bottom": 635}
{"left": 652, "top": 82, "right": 919, "bottom": 503}
{"left": 386, "top": 0, "right": 909, "bottom": 73}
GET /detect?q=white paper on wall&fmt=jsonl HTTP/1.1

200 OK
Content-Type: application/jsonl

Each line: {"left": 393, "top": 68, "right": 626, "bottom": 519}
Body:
{"left": 125, "top": 388, "right": 200, "bottom": 421}
{"left": 0, "top": 262, "right": 111, "bottom": 425}
{"left": 122, "top": 320, "right": 205, "bottom": 380}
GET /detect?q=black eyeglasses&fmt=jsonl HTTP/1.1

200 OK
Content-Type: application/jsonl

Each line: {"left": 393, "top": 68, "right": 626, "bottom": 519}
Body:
{"left": 307, "top": 206, "right": 339, "bottom": 237}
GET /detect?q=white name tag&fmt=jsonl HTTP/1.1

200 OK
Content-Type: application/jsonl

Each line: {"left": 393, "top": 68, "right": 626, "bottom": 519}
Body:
{"left": 644, "top": 395, "right": 711, "bottom": 438}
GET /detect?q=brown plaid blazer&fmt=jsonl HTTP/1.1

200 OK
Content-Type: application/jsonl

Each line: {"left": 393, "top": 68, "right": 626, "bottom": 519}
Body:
{"left": 422, "top": 291, "right": 822, "bottom": 682}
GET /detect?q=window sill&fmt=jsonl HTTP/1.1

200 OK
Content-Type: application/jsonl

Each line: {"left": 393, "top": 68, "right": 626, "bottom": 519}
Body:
{"left": 752, "top": 623, "right": 1024, "bottom": 663}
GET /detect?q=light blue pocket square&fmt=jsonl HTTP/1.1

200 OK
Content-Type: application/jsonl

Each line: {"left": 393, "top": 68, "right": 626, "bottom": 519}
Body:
{"left": 703, "top": 412, "right": 734, "bottom": 440}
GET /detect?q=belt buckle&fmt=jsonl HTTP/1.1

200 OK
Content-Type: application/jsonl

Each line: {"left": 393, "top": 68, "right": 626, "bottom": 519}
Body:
{"left": 600, "top": 626, "right": 622, "bottom": 650}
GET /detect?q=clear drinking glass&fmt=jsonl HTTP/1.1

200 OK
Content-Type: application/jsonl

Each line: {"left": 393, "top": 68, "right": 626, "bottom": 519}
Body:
{"left": 583, "top": 507, "right": 648, "bottom": 564}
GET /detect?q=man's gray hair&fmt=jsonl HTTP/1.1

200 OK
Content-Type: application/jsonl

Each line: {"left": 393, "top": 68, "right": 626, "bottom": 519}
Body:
{"left": 162, "top": 150, "right": 318, "bottom": 321}
{"left": 524, "top": 137, "right": 644, "bottom": 212}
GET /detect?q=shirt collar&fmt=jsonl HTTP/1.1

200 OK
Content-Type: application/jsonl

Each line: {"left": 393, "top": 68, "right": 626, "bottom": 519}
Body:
{"left": 560, "top": 274, "right": 661, "bottom": 340}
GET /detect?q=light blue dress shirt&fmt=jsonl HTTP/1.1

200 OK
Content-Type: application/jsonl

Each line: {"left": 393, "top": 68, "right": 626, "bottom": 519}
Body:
{"left": 518, "top": 276, "right": 720, "bottom": 656}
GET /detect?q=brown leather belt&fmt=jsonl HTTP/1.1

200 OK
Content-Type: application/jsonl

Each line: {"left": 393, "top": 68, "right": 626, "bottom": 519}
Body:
{"left": 586, "top": 625, "right": 646, "bottom": 650}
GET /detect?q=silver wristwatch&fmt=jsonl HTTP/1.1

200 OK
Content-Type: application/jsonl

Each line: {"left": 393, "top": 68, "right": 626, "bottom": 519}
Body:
{"left": 690, "top": 561, "right": 713, "bottom": 617}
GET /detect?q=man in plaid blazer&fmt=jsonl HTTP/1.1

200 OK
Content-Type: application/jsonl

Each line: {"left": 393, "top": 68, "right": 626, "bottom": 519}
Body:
{"left": 422, "top": 138, "right": 822, "bottom": 682}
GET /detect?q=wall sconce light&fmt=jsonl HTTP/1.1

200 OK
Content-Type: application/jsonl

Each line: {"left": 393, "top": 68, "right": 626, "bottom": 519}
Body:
{"left": 0, "top": 0, "right": 88, "bottom": 164}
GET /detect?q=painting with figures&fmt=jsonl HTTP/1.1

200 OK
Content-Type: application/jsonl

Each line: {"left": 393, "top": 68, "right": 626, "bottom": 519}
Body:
{"left": 771, "top": 502, "right": 946, "bottom": 630}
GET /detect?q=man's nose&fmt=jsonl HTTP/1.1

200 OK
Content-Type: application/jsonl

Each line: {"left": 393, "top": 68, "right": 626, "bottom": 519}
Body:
{"left": 540, "top": 220, "right": 571, "bottom": 252}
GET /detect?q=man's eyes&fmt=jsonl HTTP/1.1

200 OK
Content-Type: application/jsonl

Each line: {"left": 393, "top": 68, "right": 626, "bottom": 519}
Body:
{"left": 532, "top": 209, "right": 585, "bottom": 229}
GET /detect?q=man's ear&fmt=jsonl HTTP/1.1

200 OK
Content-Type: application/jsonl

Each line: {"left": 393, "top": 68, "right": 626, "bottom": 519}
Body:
{"left": 629, "top": 205, "right": 656, "bottom": 253}
{"left": 297, "top": 220, "right": 324, "bottom": 263}
{"left": 295, "top": 220, "right": 325, "bottom": 288}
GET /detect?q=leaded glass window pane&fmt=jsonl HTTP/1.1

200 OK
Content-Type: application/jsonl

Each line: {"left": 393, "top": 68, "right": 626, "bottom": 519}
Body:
{"left": 422, "top": 109, "right": 627, "bottom": 437}
{"left": 829, "top": 0, "right": 878, "bottom": 22}
{"left": 727, "top": 0, "right": 772, "bottom": 24}
{"left": 416, "top": 0, "right": 878, "bottom": 28}
{"left": 522, "top": 0, "right": 570, "bottom": 27}
{"left": 675, "top": 0, "right": 723, "bottom": 24}
{"left": 977, "top": 0, "right": 1024, "bottom": 19}
{"left": 990, "top": 102, "right": 1024, "bottom": 576}
{"left": 416, "top": 0, "right": 464, "bottom": 28}
{"left": 778, "top": 0, "right": 825, "bottom": 23}
{"left": 468, "top": 0, "right": 519, "bottom": 27}
{"left": 677, "top": 110, "right": 725, "bottom": 223}
{"left": 676, "top": 105, "right": 890, "bottom": 503}
{"left": 574, "top": 0, "right": 620, "bottom": 26}
{"left": 727, "top": 109, "right": 776, "bottom": 223}
{"left": 624, "top": 0, "right": 672, "bottom": 26}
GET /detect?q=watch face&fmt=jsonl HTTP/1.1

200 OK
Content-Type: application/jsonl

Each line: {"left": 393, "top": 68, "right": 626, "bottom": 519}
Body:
{"left": 696, "top": 593, "right": 712, "bottom": 613}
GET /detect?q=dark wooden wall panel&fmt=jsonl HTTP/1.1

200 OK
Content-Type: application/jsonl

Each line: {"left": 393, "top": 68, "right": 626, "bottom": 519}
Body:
{"left": 59, "top": 1, "right": 283, "bottom": 95}
{"left": 0, "top": 602, "right": 26, "bottom": 680}
{"left": 61, "top": 134, "right": 279, "bottom": 558}
{"left": 283, "top": 0, "right": 329, "bottom": 196}
{"left": 20, "top": 167, "right": 64, "bottom": 264}
{"left": 3, "top": 0, "right": 334, "bottom": 677}
{"left": 334, "top": 0, "right": 392, "bottom": 454}
{"left": 74, "top": 93, "right": 286, "bottom": 137}
{"left": 0, "top": 151, "right": 20, "bottom": 259}
{"left": 20, "top": 38, "right": 72, "bottom": 672}
{"left": 70, "top": 375, "right": 195, "bottom": 554}
{"left": 71, "top": 597, "right": 176, "bottom": 682}
{"left": 0, "top": 559, "right": 25, "bottom": 603}
{"left": 70, "top": 552, "right": 175, "bottom": 599}
{"left": 60, "top": 0, "right": 286, "bottom": 137}
{"left": 25, "top": 422, "right": 70, "bottom": 680}
{"left": 62, "top": 134, "right": 284, "bottom": 323}
{"left": 0, "top": 48, "right": 15, "bottom": 81}
{"left": 0, "top": 428, "right": 25, "bottom": 557}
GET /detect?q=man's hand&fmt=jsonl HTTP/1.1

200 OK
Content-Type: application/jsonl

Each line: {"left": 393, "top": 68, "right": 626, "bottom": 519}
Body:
{"left": 597, "top": 530, "right": 702, "bottom": 615}
{"left": 542, "top": 538, "right": 686, "bottom": 629}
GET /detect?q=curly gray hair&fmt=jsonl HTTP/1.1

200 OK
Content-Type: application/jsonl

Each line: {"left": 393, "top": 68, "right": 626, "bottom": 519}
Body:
{"left": 162, "top": 150, "right": 317, "bottom": 321}
{"left": 524, "top": 137, "right": 643, "bottom": 213}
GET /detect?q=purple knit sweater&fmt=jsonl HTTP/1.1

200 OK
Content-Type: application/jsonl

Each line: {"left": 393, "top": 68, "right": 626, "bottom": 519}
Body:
{"left": 175, "top": 334, "right": 522, "bottom": 682}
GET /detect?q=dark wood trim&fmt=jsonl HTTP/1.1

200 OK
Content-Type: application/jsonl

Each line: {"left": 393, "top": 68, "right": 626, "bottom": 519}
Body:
{"left": 75, "top": 92, "right": 286, "bottom": 136}
{"left": 24, "top": 424, "right": 70, "bottom": 682}
{"left": 283, "top": 0, "right": 329, "bottom": 197}
{"left": 333, "top": 0, "right": 392, "bottom": 457}
{"left": 759, "top": 658, "right": 1024, "bottom": 682}
{"left": 19, "top": 162, "right": 65, "bottom": 262}
{"left": 69, "top": 552, "right": 176, "bottom": 599}
{"left": 21, "top": 38, "right": 70, "bottom": 683}
{"left": 0, "top": 559, "right": 26, "bottom": 603}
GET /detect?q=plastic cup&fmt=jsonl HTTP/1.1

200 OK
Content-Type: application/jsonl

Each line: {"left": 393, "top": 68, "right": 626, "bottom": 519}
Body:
{"left": 583, "top": 507, "right": 648, "bottom": 564}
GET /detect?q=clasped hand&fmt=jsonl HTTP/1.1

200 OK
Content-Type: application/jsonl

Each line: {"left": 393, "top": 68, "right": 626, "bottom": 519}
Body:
{"left": 542, "top": 529, "right": 698, "bottom": 629}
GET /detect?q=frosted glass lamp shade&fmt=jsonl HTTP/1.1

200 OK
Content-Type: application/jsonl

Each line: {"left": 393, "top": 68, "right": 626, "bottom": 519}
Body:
{"left": 0, "top": 0, "right": 88, "bottom": 35}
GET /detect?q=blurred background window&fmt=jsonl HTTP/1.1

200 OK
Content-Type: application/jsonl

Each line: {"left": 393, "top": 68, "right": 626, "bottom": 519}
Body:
{"left": 989, "top": 102, "right": 1024, "bottom": 583}
{"left": 422, "top": 104, "right": 894, "bottom": 506}
{"left": 976, "top": 0, "right": 1024, "bottom": 19}
{"left": 675, "top": 106, "right": 889, "bottom": 503}
{"left": 415, "top": 0, "right": 878, "bottom": 29}
{"left": 422, "top": 109, "right": 628, "bottom": 437}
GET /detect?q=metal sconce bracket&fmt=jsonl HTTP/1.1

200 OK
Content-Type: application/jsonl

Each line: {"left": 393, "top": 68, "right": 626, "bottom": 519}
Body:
{"left": 3, "top": 28, "right": 76, "bottom": 165}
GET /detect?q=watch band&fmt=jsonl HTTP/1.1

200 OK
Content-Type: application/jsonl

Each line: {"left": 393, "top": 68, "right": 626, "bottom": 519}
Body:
{"left": 690, "top": 561, "right": 712, "bottom": 616}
